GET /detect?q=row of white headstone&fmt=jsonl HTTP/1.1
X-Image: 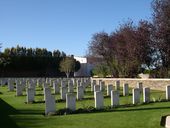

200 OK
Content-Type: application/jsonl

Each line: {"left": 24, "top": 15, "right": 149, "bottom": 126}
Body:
{"left": 43, "top": 85, "right": 153, "bottom": 114}
{"left": 4, "top": 77, "right": 89, "bottom": 94}
{"left": 44, "top": 87, "right": 77, "bottom": 115}
{"left": 1, "top": 77, "right": 90, "bottom": 115}
{"left": 2, "top": 78, "right": 170, "bottom": 115}
{"left": 44, "top": 80, "right": 170, "bottom": 115}
{"left": 94, "top": 87, "right": 151, "bottom": 109}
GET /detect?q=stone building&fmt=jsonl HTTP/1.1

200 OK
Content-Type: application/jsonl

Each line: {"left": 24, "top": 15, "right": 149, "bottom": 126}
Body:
{"left": 74, "top": 56, "right": 92, "bottom": 77}
{"left": 74, "top": 56, "right": 102, "bottom": 77}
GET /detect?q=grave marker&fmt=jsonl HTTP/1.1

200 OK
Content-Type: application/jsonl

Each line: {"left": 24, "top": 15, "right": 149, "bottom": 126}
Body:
{"left": 66, "top": 93, "right": 76, "bottom": 111}
{"left": 94, "top": 91, "right": 104, "bottom": 109}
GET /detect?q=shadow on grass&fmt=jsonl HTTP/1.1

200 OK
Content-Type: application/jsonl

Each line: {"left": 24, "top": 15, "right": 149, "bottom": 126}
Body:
{"left": 12, "top": 115, "right": 45, "bottom": 128}
{"left": 55, "top": 105, "right": 170, "bottom": 117}
{"left": 35, "top": 93, "right": 44, "bottom": 96}
{"left": 15, "top": 94, "right": 27, "bottom": 97}
{"left": 34, "top": 99, "right": 65, "bottom": 103}
{"left": 160, "top": 115, "right": 166, "bottom": 126}
{"left": 115, "top": 106, "right": 170, "bottom": 112}
{"left": 0, "top": 98, "right": 45, "bottom": 128}
{"left": 0, "top": 98, "right": 19, "bottom": 128}
{"left": 18, "top": 109, "right": 44, "bottom": 115}
{"left": 56, "top": 101, "right": 170, "bottom": 116}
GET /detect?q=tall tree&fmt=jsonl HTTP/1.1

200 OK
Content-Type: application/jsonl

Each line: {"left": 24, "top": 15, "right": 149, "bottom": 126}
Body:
{"left": 1, "top": 45, "right": 68, "bottom": 77}
{"left": 152, "top": 0, "right": 170, "bottom": 77}
{"left": 88, "top": 21, "right": 153, "bottom": 77}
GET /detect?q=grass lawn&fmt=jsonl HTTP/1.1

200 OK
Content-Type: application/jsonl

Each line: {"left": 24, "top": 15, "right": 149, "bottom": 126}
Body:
{"left": 0, "top": 85, "right": 170, "bottom": 128}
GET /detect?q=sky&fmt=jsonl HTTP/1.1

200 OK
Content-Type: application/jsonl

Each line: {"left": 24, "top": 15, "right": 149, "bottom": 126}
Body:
{"left": 0, "top": 0, "right": 153, "bottom": 56}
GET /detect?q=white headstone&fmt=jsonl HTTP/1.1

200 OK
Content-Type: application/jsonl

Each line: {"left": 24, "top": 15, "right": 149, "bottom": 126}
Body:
{"left": 27, "top": 88, "right": 35, "bottom": 103}
{"left": 132, "top": 88, "right": 140, "bottom": 104}
{"left": 99, "top": 80, "right": 102, "bottom": 85}
{"left": 111, "top": 90, "right": 119, "bottom": 107}
{"left": 77, "top": 86, "right": 84, "bottom": 100}
{"left": 166, "top": 85, "right": 170, "bottom": 100}
{"left": 50, "top": 80, "right": 53, "bottom": 87}
{"left": 29, "top": 82, "right": 35, "bottom": 89}
{"left": 91, "top": 80, "right": 96, "bottom": 91}
{"left": 76, "top": 80, "right": 81, "bottom": 87}
{"left": 44, "top": 87, "right": 51, "bottom": 101}
{"left": 100, "top": 81, "right": 105, "bottom": 91}
{"left": 115, "top": 80, "right": 120, "bottom": 90}
{"left": 123, "top": 83, "right": 129, "bottom": 96}
{"left": 45, "top": 94, "right": 56, "bottom": 115}
{"left": 137, "top": 82, "right": 143, "bottom": 93}
{"left": 68, "top": 81, "right": 74, "bottom": 93}
{"left": 94, "top": 91, "right": 104, "bottom": 109}
{"left": 66, "top": 93, "right": 76, "bottom": 111}
{"left": 94, "top": 85, "right": 100, "bottom": 92}
{"left": 61, "top": 87, "right": 67, "bottom": 100}
{"left": 165, "top": 116, "right": 170, "bottom": 128}
{"left": 53, "top": 82, "right": 60, "bottom": 94}
{"left": 16, "top": 84, "right": 23, "bottom": 96}
{"left": 8, "top": 80, "right": 14, "bottom": 91}
{"left": 61, "top": 80, "right": 67, "bottom": 88}
{"left": 43, "top": 83, "right": 48, "bottom": 88}
{"left": 143, "top": 87, "right": 150, "bottom": 103}
{"left": 107, "top": 84, "right": 113, "bottom": 96}
{"left": 44, "top": 87, "right": 56, "bottom": 114}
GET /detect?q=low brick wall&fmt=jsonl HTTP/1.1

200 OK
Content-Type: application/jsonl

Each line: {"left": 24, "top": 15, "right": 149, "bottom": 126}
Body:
{"left": 91, "top": 78, "right": 170, "bottom": 91}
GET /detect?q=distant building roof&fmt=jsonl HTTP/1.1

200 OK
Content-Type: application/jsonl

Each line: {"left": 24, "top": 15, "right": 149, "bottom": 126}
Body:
{"left": 74, "top": 56, "right": 87, "bottom": 63}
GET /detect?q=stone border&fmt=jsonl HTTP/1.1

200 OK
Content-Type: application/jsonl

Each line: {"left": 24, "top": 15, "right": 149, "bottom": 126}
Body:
{"left": 91, "top": 78, "right": 170, "bottom": 91}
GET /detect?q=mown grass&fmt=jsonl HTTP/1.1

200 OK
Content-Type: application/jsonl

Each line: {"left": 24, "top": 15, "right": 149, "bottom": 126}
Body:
{"left": 0, "top": 85, "right": 170, "bottom": 128}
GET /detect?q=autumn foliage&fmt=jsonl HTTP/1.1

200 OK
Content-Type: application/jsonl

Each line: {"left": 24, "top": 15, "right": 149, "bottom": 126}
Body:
{"left": 88, "top": 0, "right": 170, "bottom": 78}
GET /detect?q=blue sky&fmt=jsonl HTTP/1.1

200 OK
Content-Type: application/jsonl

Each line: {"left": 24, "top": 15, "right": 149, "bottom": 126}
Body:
{"left": 0, "top": 0, "right": 152, "bottom": 56}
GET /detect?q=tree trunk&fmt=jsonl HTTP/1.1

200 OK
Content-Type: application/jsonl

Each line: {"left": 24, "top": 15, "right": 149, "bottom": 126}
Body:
{"left": 66, "top": 72, "right": 70, "bottom": 78}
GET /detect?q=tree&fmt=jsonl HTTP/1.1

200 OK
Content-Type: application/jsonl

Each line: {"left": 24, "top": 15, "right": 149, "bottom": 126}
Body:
{"left": 88, "top": 32, "right": 110, "bottom": 58}
{"left": 88, "top": 20, "right": 153, "bottom": 78}
{"left": 53, "top": 50, "right": 61, "bottom": 57}
{"left": 0, "top": 44, "right": 11, "bottom": 76}
{"left": 152, "top": 0, "right": 170, "bottom": 77}
{"left": 1, "top": 45, "right": 67, "bottom": 77}
{"left": 92, "top": 62, "right": 111, "bottom": 77}
{"left": 88, "top": 32, "right": 115, "bottom": 76}
{"left": 60, "top": 57, "right": 76, "bottom": 78}
{"left": 0, "top": 44, "right": 10, "bottom": 65}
